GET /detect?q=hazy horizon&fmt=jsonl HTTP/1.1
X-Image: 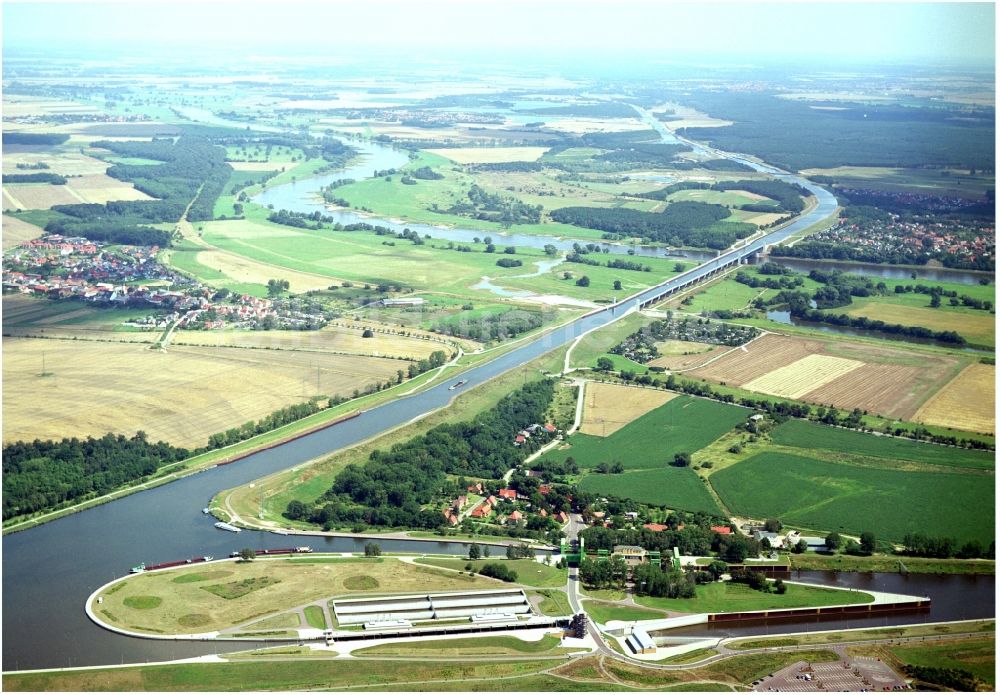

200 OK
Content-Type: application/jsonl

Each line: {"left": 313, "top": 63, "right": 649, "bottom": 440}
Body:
{"left": 3, "top": 1, "right": 995, "bottom": 69}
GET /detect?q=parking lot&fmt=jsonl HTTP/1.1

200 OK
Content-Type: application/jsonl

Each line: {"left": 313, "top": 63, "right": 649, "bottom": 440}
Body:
{"left": 753, "top": 656, "right": 909, "bottom": 692}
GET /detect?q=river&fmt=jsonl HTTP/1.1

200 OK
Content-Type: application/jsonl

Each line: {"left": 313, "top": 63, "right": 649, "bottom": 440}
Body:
{"left": 1, "top": 107, "right": 985, "bottom": 672}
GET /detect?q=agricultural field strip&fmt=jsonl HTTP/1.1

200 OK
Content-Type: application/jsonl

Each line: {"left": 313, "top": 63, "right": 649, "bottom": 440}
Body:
{"left": 742, "top": 354, "right": 864, "bottom": 400}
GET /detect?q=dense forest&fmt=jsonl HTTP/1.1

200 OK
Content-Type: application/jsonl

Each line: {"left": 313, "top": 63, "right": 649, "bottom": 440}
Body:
{"left": 2, "top": 132, "right": 70, "bottom": 146}
{"left": 4, "top": 172, "right": 67, "bottom": 184}
{"left": 551, "top": 201, "right": 754, "bottom": 249}
{"left": 284, "top": 379, "right": 556, "bottom": 530}
{"left": 676, "top": 92, "right": 996, "bottom": 170}
{"left": 3, "top": 433, "right": 190, "bottom": 520}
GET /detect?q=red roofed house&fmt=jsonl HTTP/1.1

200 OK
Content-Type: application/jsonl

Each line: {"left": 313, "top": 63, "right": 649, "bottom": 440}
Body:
{"left": 539, "top": 509, "right": 548, "bottom": 518}
{"left": 467, "top": 483, "right": 483, "bottom": 494}
{"left": 498, "top": 489, "right": 517, "bottom": 500}
{"left": 557, "top": 511, "right": 569, "bottom": 524}
{"left": 508, "top": 510, "right": 523, "bottom": 523}
{"left": 514, "top": 435, "right": 526, "bottom": 445}
{"left": 644, "top": 523, "right": 668, "bottom": 532}
{"left": 538, "top": 485, "right": 552, "bottom": 495}
{"left": 711, "top": 525, "right": 732, "bottom": 535}
{"left": 470, "top": 502, "right": 492, "bottom": 518}
{"left": 486, "top": 495, "right": 497, "bottom": 506}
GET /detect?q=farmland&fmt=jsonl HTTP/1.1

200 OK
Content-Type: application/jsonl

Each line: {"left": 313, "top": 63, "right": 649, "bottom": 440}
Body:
{"left": 841, "top": 297, "right": 995, "bottom": 349}
{"left": 691, "top": 332, "right": 968, "bottom": 422}
{"left": 538, "top": 395, "right": 749, "bottom": 471}
{"left": 915, "top": 363, "right": 996, "bottom": 434}
{"left": 770, "top": 420, "right": 995, "bottom": 469}
{"left": 425, "top": 146, "right": 550, "bottom": 164}
{"left": 92, "top": 557, "right": 497, "bottom": 635}
{"left": 578, "top": 382, "right": 676, "bottom": 437}
{"left": 579, "top": 465, "right": 722, "bottom": 513}
{"left": 711, "top": 452, "right": 994, "bottom": 544}
{"left": 2, "top": 336, "right": 411, "bottom": 448}
{"left": 0, "top": 214, "right": 45, "bottom": 249}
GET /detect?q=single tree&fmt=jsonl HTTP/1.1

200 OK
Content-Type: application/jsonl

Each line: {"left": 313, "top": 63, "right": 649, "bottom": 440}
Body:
{"left": 613, "top": 280, "right": 622, "bottom": 290}
{"left": 468, "top": 543, "right": 482, "bottom": 560}
{"left": 364, "top": 542, "right": 382, "bottom": 557}
{"left": 860, "top": 531, "right": 877, "bottom": 555}
{"left": 238, "top": 547, "right": 256, "bottom": 562}
{"left": 576, "top": 275, "right": 590, "bottom": 287}
{"left": 825, "top": 531, "right": 842, "bottom": 551}
{"left": 596, "top": 356, "right": 614, "bottom": 371}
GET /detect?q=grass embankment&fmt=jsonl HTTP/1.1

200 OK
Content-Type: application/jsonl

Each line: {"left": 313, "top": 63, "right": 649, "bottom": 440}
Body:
{"left": 413, "top": 558, "right": 567, "bottom": 588}
{"left": 352, "top": 635, "right": 575, "bottom": 657}
{"left": 883, "top": 637, "right": 996, "bottom": 688}
{"left": 634, "top": 581, "right": 872, "bottom": 614}
{"left": 1, "top": 658, "right": 563, "bottom": 692}
{"left": 727, "top": 620, "right": 995, "bottom": 650}
{"left": 582, "top": 600, "right": 665, "bottom": 623}
{"left": 92, "top": 557, "right": 496, "bottom": 635}
{"left": 531, "top": 589, "right": 573, "bottom": 616}
{"left": 216, "top": 347, "right": 566, "bottom": 531}
{"left": 789, "top": 553, "right": 995, "bottom": 575}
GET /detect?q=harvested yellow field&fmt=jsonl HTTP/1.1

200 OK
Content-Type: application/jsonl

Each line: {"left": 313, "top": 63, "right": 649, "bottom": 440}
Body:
{"left": 65, "top": 174, "right": 153, "bottom": 204}
{"left": 2, "top": 215, "right": 45, "bottom": 249}
{"left": 3, "top": 337, "right": 408, "bottom": 447}
{"left": 579, "top": 381, "right": 676, "bottom": 437}
{"left": 1, "top": 183, "right": 82, "bottom": 210}
{"left": 94, "top": 557, "right": 496, "bottom": 635}
{"left": 169, "top": 324, "right": 447, "bottom": 360}
{"left": 2, "top": 150, "right": 110, "bottom": 176}
{"left": 845, "top": 301, "right": 995, "bottom": 348}
{"left": 743, "top": 354, "right": 865, "bottom": 399}
{"left": 744, "top": 212, "right": 786, "bottom": 227}
{"left": 425, "top": 146, "right": 550, "bottom": 164}
{"left": 915, "top": 363, "right": 995, "bottom": 434}
{"left": 194, "top": 248, "right": 339, "bottom": 294}
{"left": 2, "top": 96, "right": 103, "bottom": 117}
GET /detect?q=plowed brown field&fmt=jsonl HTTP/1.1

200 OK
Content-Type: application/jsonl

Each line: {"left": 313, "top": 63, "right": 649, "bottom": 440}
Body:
{"left": 692, "top": 333, "right": 964, "bottom": 421}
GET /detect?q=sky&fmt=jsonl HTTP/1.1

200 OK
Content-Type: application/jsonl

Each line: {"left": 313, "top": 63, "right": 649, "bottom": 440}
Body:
{"left": 2, "top": 1, "right": 995, "bottom": 66}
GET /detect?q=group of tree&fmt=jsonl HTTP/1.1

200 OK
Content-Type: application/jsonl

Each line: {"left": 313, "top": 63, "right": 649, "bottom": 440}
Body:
{"left": 442, "top": 184, "right": 541, "bottom": 227}
{"left": 900, "top": 533, "right": 993, "bottom": 560}
{"left": 580, "top": 522, "right": 742, "bottom": 559}
{"left": 637, "top": 179, "right": 806, "bottom": 213}
{"left": 431, "top": 308, "right": 549, "bottom": 342}
{"left": 4, "top": 172, "right": 67, "bottom": 185}
{"left": 3, "top": 432, "right": 190, "bottom": 519}
{"left": 283, "top": 380, "right": 556, "bottom": 530}
{"left": 550, "top": 201, "right": 754, "bottom": 250}
{"left": 610, "top": 315, "right": 759, "bottom": 363}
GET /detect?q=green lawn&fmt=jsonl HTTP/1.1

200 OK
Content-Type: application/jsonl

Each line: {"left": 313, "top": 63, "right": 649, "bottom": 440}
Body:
{"left": 1, "top": 659, "right": 562, "bottom": 692}
{"left": 531, "top": 589, "right": 573, "bottom": 616}
{"left": 890, "top": 637, "right": 996, "bottom": 687}
{"left": 538, "top": 396, "right": 748, "bottom": 472}
{"left": 579, "top": 467, "right": 722, "bottom": 514}
{"left": 303, "top": 605, "right": 327, "bottom": 629}
{"left": 770, "top": 420, "right": 995, "bottom": 470}
{"left": 583, "top": 600, "right": 666, "bottom": 623}
{"left": 711, "top": 451, "right": 994, "bottom": 544}
{"left": 634, "top": 581, "right": 872, "bottom": 614}
{"left": 413, "top": 558, "right": 568, "bottom": 588}
{"left": 352, "top": 635, "right": 571, "bottom": 657}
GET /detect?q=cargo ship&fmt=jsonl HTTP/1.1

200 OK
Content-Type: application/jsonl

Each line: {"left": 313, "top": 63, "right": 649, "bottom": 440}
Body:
{"left": 228, "top": 546, "right": 313, "bottom": 558}
{"left": 449, "top": 380, "right": 467, "bottom": 390}
{"left": 129, "top": 555, "right": 213, "bottom": 573}
{"left": 214, "top": 521, "right": 240, "bottom": 533}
